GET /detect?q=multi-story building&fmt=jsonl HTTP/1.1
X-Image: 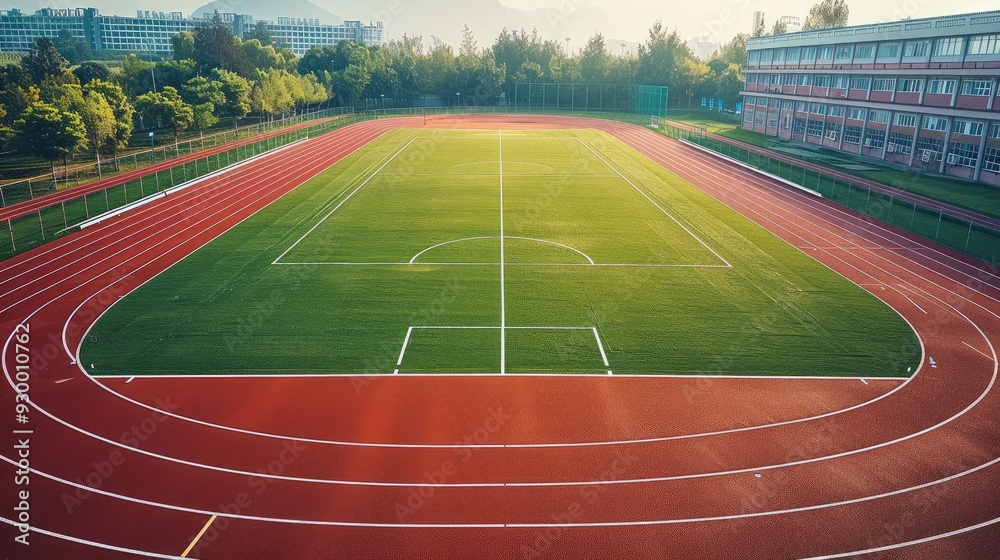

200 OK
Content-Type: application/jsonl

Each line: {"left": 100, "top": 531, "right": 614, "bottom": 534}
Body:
{"left": 740, "top": 11, "right": 1000, "bottom": 186}
{"left": 0, "top": 7, "right": 383, "bottom": 57}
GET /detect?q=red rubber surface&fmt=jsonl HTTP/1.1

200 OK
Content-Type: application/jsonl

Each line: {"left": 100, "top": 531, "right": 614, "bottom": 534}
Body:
{"left": 1, "top": 114, "right": 998, "bottom": 559}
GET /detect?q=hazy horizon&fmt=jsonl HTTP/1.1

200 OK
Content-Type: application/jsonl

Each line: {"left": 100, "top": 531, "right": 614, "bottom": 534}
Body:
{"left": 4, "top": 0, "right": 998, "bottom": 48}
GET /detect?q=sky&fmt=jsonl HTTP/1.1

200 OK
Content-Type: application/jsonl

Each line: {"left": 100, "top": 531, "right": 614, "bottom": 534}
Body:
{"left": 6, "top": 0, "right": 999, "bottom": 47}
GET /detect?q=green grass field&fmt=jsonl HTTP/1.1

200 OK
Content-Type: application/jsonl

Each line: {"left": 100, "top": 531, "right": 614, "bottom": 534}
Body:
{"left": 82, "top": 128, "right": 920, "bottom": 376}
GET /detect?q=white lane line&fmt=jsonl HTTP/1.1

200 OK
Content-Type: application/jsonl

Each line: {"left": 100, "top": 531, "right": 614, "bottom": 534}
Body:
{"left": 125, "top": 377, "right": 134, "bottom": 384}
{"left": 271, "top": 132, "right": 417, "bottom": 264}
{"left": 0, "top": 516, "right": 186, "bottom": 558}
{"left": 499, "top": 128, "right": 506, "bottom": 375}
{"left": 91, "top": 373, "right": 911, "bottom": 380}
{"left": 799, "top": 515, "right": 1000, "bottom": 559}
{"left": 54, "top": 378, "right": 72, "bottom": 384}
{"left": 575, "top": 136, "right": 731, "bottom": 268}
{"left": 964, "top": 341, "right": 993, "bottom": 360}
{"left": 181, "top": 514, "right": 217, "bottom": 557}
{"left": 860, "top": 378, "right": 868, "bottom": 385}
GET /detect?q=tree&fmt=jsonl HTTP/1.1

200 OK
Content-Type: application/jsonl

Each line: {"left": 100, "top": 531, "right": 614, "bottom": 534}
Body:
{"left": 769, "top": 19, "right": 788, "bottom": 36}
{"left": 211, "top": 68, "right": 252, "bottom": 118}
{"left": 171, "top": 31, "right": 195, "bottom": 61}
{"left": 53, "top": 29, "right": 92, "bottom": 64}
{"left": 182, "top": 76, "right": 225, "bottom": 107}
{"left": 299, "top": 45, "right": 339, "bottom": 79}
{"left": 117, "top": 54, "right": 154, "bottom": 97}
{"left": 678, "top": 58, "right": 712, "bottom": 108}
{"left": 193, "top": 20, "right": 250, "bottom": 76}
{"left": 84, "top": 80, "right": 134, "bottom": 166}
{"left": 191, "top": 102, "right": 218, "bottom": 140}
{"left": 73, "top": 61, "right": 110, "bottom": 85}
{"left": 579, "top": 33, "right": 611, "bottom": 83}
{"left": 0, "top": 65, "right": 36, "bottom": 126}
{"left": 157, "top": 59, "right": 196, "bottom": 91}
{"left": 12, "top": 102, "right": 87, "bottom": 182}
{"left": 243, "top": 39, "right": 292, "bottom": 71}
{"left": 135, "top": 86, "right": 193, "bottom": 141}
{"left": 251, "top": 69, "right": 294, "bottom": 119}
{"left": 78, "top": 90, "right": 115, "bottom": 177}
{"left": 804, "top": 0, "right": 850, "bottom": 31}
{"left": 245, "top": 21, "right": 274, "bottom": 47}
{"left": 713, "top": 33, "right": 748, "bottom": 67}
{"left": 637, "top": 21, "right": 691, "bottom": 90}
{"left": 22, "top": 37, "right": 70, "bottom": 84}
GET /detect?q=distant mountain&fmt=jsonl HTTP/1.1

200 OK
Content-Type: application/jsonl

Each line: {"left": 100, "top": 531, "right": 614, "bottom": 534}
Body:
{"left": 192, "top": 0, "right": 341, "bottom": 24}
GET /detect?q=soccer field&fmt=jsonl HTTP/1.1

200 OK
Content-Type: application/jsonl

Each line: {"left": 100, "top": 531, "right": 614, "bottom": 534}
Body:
{"left": 83, "top": 128, "right": 920, "bottom": 376}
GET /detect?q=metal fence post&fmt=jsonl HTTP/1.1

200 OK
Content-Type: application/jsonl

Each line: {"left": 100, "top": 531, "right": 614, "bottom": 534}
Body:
{"left": 140, "top": 175, "right": 145, "bottom": 198}
{"left": 28, "top": 178, "right": 34, "bottom": 199}
{"left": 935, "top": 210, "right": 943, "bottom": 239}
{"left": 864, "top": 188, "right": 871, "bottom": 214}
{"left": 965, "top": 221, "right": 973, "bottom": 252}
{"left": 104, "top": 188, "right": 109, "bottom": 211}
{"left": 123, "top": 181, "right": 128, "bottom": 203}
{"left": 909, "top": 204, "right": 917, "bottom": 230}
{"left": 37, "top": 209, "right": 44, "bottom": 240}
{"left": 61, "top": 201, "right": 67, "bottom": 228}
{"left": 84, "top": 193, "right": 89, "bottom": 218}
{"left": 7, "top": 219, "right": 14, "bottom": 252}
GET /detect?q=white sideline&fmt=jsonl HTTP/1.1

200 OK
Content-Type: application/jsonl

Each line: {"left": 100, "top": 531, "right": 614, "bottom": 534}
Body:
{"left": 78, "top": 137, "right": 310, "bottom": 230}
{"left": 678, "top": 138, "right": 823, "bottom": 199}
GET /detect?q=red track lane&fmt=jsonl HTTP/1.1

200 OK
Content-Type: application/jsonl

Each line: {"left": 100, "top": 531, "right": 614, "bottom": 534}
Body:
{"left": 0, "top": 116, "right": 342, "bottom": 223}
{"left": 1, "top": 114, "right": 998, "bottom": 559}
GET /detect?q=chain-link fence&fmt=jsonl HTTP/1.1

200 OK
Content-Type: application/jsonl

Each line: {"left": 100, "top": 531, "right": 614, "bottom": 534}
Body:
{"left": 513, "top": 84, "right": 669, "bottom": 118}
{"left": 0, "top": 106, "right": 354, "bottom": 207}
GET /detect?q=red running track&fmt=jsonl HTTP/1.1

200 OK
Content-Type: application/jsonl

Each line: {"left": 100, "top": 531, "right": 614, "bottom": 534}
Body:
{"left": 0, "top": 115, "right": 998, "bottom": 560}
{"left": 0, "top": 115, "right": 340, "bottom": 223}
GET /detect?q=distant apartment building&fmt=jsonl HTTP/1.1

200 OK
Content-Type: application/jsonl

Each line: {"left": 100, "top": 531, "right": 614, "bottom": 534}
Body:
{"left": 0, "top": 7, "right": 383, "bottom": 57}
{"left": 740, "top": 11, "right": 1000, "bottom": 186}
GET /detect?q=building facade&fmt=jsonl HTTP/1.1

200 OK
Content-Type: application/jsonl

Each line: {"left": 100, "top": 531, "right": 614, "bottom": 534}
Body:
{"left": 0, "top": 7, "right": 383, "bottom": 57}
{"left": 740, "top": 11, "right": 1000, "bottom": 186}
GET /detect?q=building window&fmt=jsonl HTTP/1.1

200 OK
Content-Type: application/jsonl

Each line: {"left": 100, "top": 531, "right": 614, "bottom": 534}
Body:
{"left": 968, "top": 33, "right": 1000, "bottom": 55}
{"left": 960, "top": 79, "right": 993, "bottom": 96}
{"left": 826, "top": 122, "right": 843, "bottom": 140}
{"left": 894, "top": 114, "right": 916, "bottom": 127}
{"left": 926, "top": 79, "right": 957, "bottom": 95}
{"left": 847, "top": 108, "right": 865, "bottom": 120}
{"left": 773, "top": 48, "right": 786, "bottom": 63}
{"left": 877, "top": 43, "right": 901, "bottom": 58}
{"left": 835, "top": 45, "right": 852, "bottom": 61}
{"left": 794, "top": 118, "right": 807, "bottom": 135}
{"left": 829, "top": 106, "right": 845, "bottom": 117}
{"left": 952, "top": 120, "right": 984, "bottom": 136}
{"left": 897, "top": 79, "right": 923, "bottom": 93}
{"left": 917, "top": 137, "right": 945, "bottom": 158}
{"left": 872, "top": 78, "right": 895, "bottom": 91}
{"left": 760, "top": 49, "right": 773, "bottom": 65}
{"left": 844, "top": 125, "right": 863, "bottom": 144}
{"left": 983, "top": 147, "right": 1000, "bottom": 173}
{"left": 768, "top": 115, "right": 779, "bottom": 128}
{"left": 989, "top": 124, "right": 1000, "bottom": 139}
{"left": 782, "top": 74, "right": 796, "bottom": 85}
{"left": 854, "top": 44, "right": 875, "bottom": 59}
{"left": 770, "top": 74, "right": 781, "bottom": 85}
{"left": 933, "top": 36, "right": 965, "bottom": 56}
{"left": 796, "top": 101, "right": 808, "bottom": 112}
{"left": 850, "top": 76, "right": 870, "bottom": 90}
{"left": 903, "top": 40, "right": 931, "bottom": 58}
{"left": 797, "top": 74, "right": 812, "bottom": 86}
{"left": 754, "top": 113, "right": 766, "bottom": 126}
{"left": 807, "top": 120, "right": 825, "bottom": 137}
{"left": 863, "top": 128, "right": 886, "bottom": 149}
{"left": 811, "top": 103, "right": 826, "bottom": 115}
{"left": 921, "top": 116, "right": 948, "bottom": 131}
{"left": 887, "top": 132, "right": 914, "bottom": 155}
{"left": 948, "top": 142, "right": 979, "bottom": 167}
{"left": 868, "top": 110, "right": 889, "bottom": 124}
{"left": 813, "top": 76, "right": 831, "bottom": 88}
{"left": 817, "top": 46, "right": 833, "bottom": 60}
{"left": 832, "top": 75, "right": 847, "bottom": 89}
{"left": 744, "top": 110, "right": 754, "bottom": 124}
{"left": 801, "top": 47, "right": 816, "bottom": 61}
{"left": 747, "top": 74, "right": 758, "bottom": 84}
{"left": 768, "top": 98, "right": 780, "bottom": 108}
{"left": 786, "top": 47, "right": 800, "bottom": 64}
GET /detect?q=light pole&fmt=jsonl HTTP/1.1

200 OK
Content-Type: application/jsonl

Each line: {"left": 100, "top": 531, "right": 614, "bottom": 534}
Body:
{"left": 456, "top": 92, "right": 461, "bottom": 108}
{"left": 565, "top": 37, "right": 571, "bottom": 56}
{"left": 380, "top": 93, "right": 385, "bottom": 115}
{"left": 144, "top": 35, "right": 157, "bottom": 93}
{"left": 149, "top": 132, "right": 155, "bottom": 165}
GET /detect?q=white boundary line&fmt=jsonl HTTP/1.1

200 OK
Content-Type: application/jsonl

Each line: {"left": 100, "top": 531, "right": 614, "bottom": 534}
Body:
{"left": 408, "top": 236, "right": 595, "bottom": 265}
{"left": 91, "top": 373, "right": 911, "bottom": 380}
{"left": 271, "top": 132, "right": 418, "bottom": 264}
{"left": 275, "top": 262, "right": 726, "bottom": 268}
{"left": 499, "top": 128, "right": 506, "bottom": 374}
{"left": 0, "top": 516, "right": 186, "bottom": 558}
{"left": 575, "top": 137, "right": 732, "bottom": 268}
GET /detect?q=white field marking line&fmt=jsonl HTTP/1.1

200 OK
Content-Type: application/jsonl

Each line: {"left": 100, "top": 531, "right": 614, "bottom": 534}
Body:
{"left": 126, "top": 377, "right": 134, "bottom": 384}
{"left": 897, "top": 289, "right": 928, "bottom": 314}
{"left": 633, "top": 129, "right": 1000, "bottom": 322}
{"left": 860, "top": 378, "right": 868, "bottom": 385}
{"left": 58, "top": 130, "right": 375, "bottom": 361}
{"left": 271, "top": 132, "right": 418, "bottom": 264}
{"left": 799, "top": 515, "right": 1000, "bottom": 559}
{"left": 275, "top": 262, "right": 728, "bottom": 268}
{"left": 621, "top": 127, "right": 1000, "bottom": 295}
{"left": 963, "top": 341, "right": 993, "bottom": 360}
{"left": 450, "top": 160, "right": 555, "bottom": 170}
{"left": 181, "top": 514, "right": 217, "bottom": 557}
{"left": 14, "top": 130, "right": 357, "bottom": 329}
{"left": 396, "top": 327, "right": 414, "bottom": 366}
{"left": 408, "top": 236, "right": 594, "bottom": 265}
{"left": 92, "top": 373, "right": 911, "bottom": 380}
{"left": 1, "top": 126, "right": 384, "bottom": 310}
{"left": 0, "top": 517, "right": 188, "bottom": 559}
{"left": 592, "top": 327, "right": 610, "bottom": 367}
{"left": 0, "top": 122, "right": 388, "bottom": 288}
{"left": 78, "top": 138, "right": 311, "bottom": 229}
{"left": 499, "top": 128, "right": 506, "bottom": 375}
{"left": 5, "top": 448, "right": 1000, "bottom": 528}
{"left": 575, "top": 135, "right": 732, "bottom": 268}
{"left": 37, "top": 125, "right": 927, "bottom": 457}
